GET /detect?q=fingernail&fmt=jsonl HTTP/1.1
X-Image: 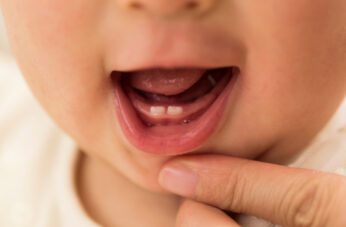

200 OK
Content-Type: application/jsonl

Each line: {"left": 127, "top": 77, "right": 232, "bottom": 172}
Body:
{"left": 159, "top": 163, "right": 198, "bottom": 197}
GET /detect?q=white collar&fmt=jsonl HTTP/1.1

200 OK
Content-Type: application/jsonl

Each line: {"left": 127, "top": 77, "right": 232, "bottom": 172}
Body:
{"left": 289, "top": 96, "right": 346, "bottom": 175}
{"left": 55, "top": 136, "right": 100, "bottom": 227}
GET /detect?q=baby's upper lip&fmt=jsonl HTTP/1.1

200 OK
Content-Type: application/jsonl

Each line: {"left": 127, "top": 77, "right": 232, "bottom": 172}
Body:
{"left": 104, "top": 22, "right": 245, "bottom": 73}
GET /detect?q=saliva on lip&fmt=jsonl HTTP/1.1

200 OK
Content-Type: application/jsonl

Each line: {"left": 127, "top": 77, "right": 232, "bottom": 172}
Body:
{"left": 143, "top": 118, "right": 191, "bottom": 127}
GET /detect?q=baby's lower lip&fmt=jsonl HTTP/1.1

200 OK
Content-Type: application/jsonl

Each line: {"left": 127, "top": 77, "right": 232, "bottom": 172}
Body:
{"left": 111, "top": 67, "right": 239, "bottom": 155}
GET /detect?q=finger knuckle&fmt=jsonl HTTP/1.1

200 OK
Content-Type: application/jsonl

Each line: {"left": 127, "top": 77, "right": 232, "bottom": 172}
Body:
{"left": 212, "top": 160, "right": 251, "bottom": 212}
{"left": 223, "top": 166, "right": 248, "bottom": 212}
{"left": 283, "top": 174, "right": 335, "bottom": 227}
{"left": 196, "top": 169, "right": 239, "bottom": 209}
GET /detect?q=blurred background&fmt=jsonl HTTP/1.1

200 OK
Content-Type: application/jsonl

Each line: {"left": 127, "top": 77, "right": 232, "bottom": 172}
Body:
{"left": 0, "top": 14, "right": 11, "bottom": 56}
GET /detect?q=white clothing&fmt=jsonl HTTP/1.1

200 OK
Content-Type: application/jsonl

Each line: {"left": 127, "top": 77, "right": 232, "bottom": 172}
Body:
{"left": 0, "top": 54, "right": 99, "bottom": 227}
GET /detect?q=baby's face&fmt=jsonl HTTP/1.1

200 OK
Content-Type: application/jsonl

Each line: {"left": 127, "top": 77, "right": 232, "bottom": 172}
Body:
{"left": 1, "top": 0, "right": 346, "bottom": 190}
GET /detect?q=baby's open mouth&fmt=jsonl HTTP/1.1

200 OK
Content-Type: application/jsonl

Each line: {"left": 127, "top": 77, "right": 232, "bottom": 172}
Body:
{"left": 111, "top": 66, "right": 239, "bottom": 155}
{"left": 123, "top": 67, "right": 232, "bottom": 126}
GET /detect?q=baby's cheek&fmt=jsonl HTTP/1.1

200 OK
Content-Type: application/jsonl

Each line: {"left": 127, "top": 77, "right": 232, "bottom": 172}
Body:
{"left": 1, "top": 0, "right": 110, "bottom": 137}
{"left": 2, "top": 0, "right": 105, "bottom": 89}
{"left": 4, "top": 0, "right": 101, "bottom": 52}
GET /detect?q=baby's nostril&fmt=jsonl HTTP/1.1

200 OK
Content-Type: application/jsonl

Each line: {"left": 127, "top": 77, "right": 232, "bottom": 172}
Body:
{"left": 129, "top": 1, "right": 143, "bottom": 10}
{"left": 185, "top": 1, "right": 199, "bottom": 10}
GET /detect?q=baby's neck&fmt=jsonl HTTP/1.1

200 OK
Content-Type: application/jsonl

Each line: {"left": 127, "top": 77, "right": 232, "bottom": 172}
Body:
{"left": 75, "top": 152, "right": 181, "bottom": 227}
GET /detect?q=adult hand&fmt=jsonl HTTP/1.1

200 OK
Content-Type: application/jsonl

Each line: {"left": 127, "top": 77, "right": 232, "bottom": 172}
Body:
{"left": 158, "top": 155, "right": 346, "bottom": 227}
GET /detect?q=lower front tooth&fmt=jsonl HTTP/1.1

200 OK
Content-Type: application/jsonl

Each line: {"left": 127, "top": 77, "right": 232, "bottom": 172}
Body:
{"left": 167, "top": 106, "right": 183, "bottom": 116}
{"left": 150, "top": 106, "right": 165, "bottom": 116}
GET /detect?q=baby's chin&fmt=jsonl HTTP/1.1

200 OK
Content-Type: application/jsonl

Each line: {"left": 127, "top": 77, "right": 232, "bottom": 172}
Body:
{"left": 117, "top": 146, "right": 248, "bottom": 194}
{"left": 118, "top": 155, "right": 173, "bottom": 194}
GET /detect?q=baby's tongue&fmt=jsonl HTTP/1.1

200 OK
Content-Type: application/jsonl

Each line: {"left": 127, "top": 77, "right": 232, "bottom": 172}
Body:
{"left": 128, "top": 69, "right": 205, "bottom": 96}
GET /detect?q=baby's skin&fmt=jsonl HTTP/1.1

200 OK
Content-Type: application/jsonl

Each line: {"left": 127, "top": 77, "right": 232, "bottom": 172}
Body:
{"left": 1, "top": 0, "right": 346, "bottom": 226}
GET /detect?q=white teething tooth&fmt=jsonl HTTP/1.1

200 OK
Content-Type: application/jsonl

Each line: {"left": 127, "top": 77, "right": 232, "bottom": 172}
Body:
{"left": 183, "top": 119, "right": 190, "bottom": 124}
{"left": 150, "top": 106, "right": 165, "bottom": 116}
{"left": 167, "top": 106, "right": 183, "bottom": 116}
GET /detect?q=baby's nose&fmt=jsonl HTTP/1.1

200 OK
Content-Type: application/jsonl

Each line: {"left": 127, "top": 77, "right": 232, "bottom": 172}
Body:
{"left": 117, "top": 0, "right": 218, "bottom": 18}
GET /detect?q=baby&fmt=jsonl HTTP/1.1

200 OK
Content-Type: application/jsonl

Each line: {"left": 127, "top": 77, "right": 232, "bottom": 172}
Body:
{"left": 0, "top": 0, "right": 346, "bottom": 226}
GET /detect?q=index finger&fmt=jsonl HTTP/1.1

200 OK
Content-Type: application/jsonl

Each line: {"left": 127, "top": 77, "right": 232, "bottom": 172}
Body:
{"left": 158, "top": 155, "right": 346, "bottom": 227}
